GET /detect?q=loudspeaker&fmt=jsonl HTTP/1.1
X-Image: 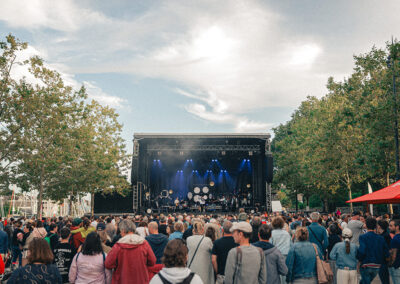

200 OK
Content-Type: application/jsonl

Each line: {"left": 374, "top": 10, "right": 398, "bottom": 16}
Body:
{"left": 266, "top": 154, "right": 273, "bottom": 184}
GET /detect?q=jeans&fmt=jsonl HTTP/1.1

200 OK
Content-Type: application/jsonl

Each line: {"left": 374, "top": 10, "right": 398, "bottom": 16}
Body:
{"left": 390, "top": 267, "right": 400, "bottom": 284}
{"left": 360, "top": 267, "right": 379, "bottom": 284}
{"left": 379, "top": 264, "right": 390, "bottom": 284}
{"left": 11, "top": 245, "right": 21, "bottom": 266}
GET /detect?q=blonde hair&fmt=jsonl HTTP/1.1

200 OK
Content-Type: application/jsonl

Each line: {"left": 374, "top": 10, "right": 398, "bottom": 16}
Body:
{"left": 193, "top": 221, "right": 204, "bottom": 235}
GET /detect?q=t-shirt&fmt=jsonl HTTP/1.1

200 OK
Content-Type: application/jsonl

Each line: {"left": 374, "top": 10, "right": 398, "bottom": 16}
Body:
{"left": 53, "top": 242, "right": 77, "bottom": 283}
{"left": 391, "top": 234, "right": 400, "bottom": 269}
{"left": 347, "top": 220, "right": 364, "bottom": 245}
{"left": 211, "top": 236, "right": 237, "bottom": 275}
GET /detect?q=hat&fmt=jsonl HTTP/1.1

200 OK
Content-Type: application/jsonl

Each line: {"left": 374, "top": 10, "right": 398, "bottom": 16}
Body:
{"left": 72, "top": 218, "right": 82, "bottom": 226}
{"left": 230, "top": 221, "right": 252, "bottom": 233}
{"left": 96, "top": 223, "right": 106, "bottom": 231}
{"left": 342, "top": 228, "right": 353, "bottom": 239}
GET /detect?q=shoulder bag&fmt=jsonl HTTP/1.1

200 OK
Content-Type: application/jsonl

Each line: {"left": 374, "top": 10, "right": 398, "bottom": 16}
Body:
{"left": 312, "top": 244, "right": 333, "bottom": 284}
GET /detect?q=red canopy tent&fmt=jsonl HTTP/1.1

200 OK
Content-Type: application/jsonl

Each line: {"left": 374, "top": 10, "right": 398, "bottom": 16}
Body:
{"left": 347, "top": 180, "right": 400, "bottom": 204}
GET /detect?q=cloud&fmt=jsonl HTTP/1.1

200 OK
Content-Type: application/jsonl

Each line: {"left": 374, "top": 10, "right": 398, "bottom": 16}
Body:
{"left": 83, "top": 81, "right": 128, "bottom": 109}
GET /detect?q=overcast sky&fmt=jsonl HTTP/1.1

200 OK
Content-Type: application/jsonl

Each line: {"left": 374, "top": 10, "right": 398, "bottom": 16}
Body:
{"left": 1, "top": 0, "right": 400, "bottom": 152}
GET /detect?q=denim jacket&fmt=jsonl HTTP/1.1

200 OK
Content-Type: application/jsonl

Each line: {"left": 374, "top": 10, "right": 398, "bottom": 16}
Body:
{"left": 285, "top": 241, "right": 322, "bottom": 282}
{"left": 329, "top": 241, "right": 358, "bottom": 270}
{"left": 271, "top": 229, "right": 292, "bottom": 256}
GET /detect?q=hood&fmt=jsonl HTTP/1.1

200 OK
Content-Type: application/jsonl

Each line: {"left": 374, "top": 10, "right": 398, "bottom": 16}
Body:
{"left": 159, "top": 267, "right": 192, "bottom": 283}
{"left": 264, "top": 246, "right": 278, "bottom": 256}
{"left": 117, "top": 233, "right": 145, "bottom": 249}
{"left": 146, "top": 233, "right": 168, "bottom": 245}
{"left": 253, "top": 241, "right": 274, "bottom": 251}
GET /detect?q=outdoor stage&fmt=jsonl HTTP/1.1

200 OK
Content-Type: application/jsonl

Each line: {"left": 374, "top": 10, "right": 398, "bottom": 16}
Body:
{"left": 94, "top": 133, "right": 273, "bottom": 214}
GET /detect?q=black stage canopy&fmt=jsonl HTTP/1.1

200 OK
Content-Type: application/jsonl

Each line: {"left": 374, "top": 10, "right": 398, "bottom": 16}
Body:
{"left": 94, "top": 133, "right": 273, "bottom": 214}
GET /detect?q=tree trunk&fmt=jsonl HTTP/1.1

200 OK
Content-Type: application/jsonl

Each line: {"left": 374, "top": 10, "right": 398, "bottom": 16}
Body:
{"left": 347, "top": 184, "right": 353, "bottom": 213}
{"left": 323, "top": 197, "right": 329, "bottom": 212}
{"left": 91, "top": 192, "right": 95, "bottom": 217}
{"left": 37, "top": 165, "right": 44, "bottom": 219}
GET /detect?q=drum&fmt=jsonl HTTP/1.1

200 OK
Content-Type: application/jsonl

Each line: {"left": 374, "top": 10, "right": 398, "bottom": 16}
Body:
{"left": 202, "top": 186, "right": 209, "bottom": 193}
{"left": 194, "top": 187, "right": 200, "bottom": 194}
{"left": 203, "top": 195, "right": 208, "bottom": 200}
{"left": 193, "top": 195, "right": 200, "bottom": 202}
{"left": 187, "top": 192, "right": 193, "bottom": 200}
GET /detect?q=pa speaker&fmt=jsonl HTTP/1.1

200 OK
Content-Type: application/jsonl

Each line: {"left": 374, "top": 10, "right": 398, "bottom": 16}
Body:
{"left": 266, "top": 154, "right": 273, "bottom": 184}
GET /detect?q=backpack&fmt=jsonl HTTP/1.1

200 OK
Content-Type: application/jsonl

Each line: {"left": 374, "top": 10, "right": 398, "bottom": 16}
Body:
{"left": 158, "top": 272, "right": 195, "bottom": 284}
{"left": 44, "top": 234, "right": 56, "bottom": 250}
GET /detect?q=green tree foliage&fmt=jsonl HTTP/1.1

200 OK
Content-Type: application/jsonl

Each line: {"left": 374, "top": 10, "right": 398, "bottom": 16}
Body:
{"left": 273, "top": 41, "right": 400, "bottom": 211}
{"left": 0, "top": 34, "right": 130, "bottom": 217}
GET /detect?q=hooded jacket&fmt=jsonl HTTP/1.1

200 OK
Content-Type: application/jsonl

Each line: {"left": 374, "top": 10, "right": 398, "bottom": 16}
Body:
{"left": 105, "top": 233, "right": 156, "bottom": 284}
{"left": 150, "top": 267, "right": 203, "bottom": 284}
{"left": 146, "top": 233, "right": 168, "bottom": 264}
{"left": 253, "top": 241, "right": 288, "bottom": 284}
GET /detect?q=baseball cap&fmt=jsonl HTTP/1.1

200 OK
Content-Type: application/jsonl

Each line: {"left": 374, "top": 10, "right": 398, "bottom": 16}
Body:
{"left": 96, "top": 223, "right": 106, "bottom": 231}
{"left": 230, "top": 221, "right": 252, "bottom": 233}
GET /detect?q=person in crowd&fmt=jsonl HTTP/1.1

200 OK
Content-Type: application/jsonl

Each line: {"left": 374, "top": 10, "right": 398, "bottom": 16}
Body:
{"left": 347, "top": 211, "right": 364, "bottom": 245}
{"left": 21, "top": 221, "right": 34, "bottom": 266}
{"left": 205, "top": 225, "right": 217, "bottom": 243}
{"left": 187, "top": 221, "right": 214, "bottom": 284}
{"left": 146, "top": 221, "right": 168, "bottom": 264}
{"left": 8, "top": 238, "right": 62, "bottom": 283}
{"left": 378, "top": 219, "right": 391, "bottom": 284}
{"left": 71, "top": 219, "right": 96, "bottom": 242}
{"left": 70, "top": 218, "right": 85, "bottom": 249}
{"left": 327, "top": 223, "right": 342, "bottom": 256}
{"left": 31, "top": 219, "right": 47, "bottom": 238}
{"left": 158, "top": 217, "right": 168, "bottom": 236}
{"left": 290, "top": 215, "right": 302, "bottom": 231}
{"left": 237, "top": 208, "right": 247, "bottom": 222}
{"left": 224, "top": 222, "right": 266, "bottom": 284}
{"left": 307, "top": 212, "right": 329, "bottom": 258}
{"left": 46, "top": 223, "right": 59, "bottom": 251}
{"left": 212, "top": 221, "right": 237, "bottom": 284}
{"left": 253, "top": 224, "right": 288, "bottom": 284}
{"left": 0, "top": 221, "right": 8, "bottom": 263}
{"left": 357, "top": 217, "right": 390, "bottom": 284}
{"left": 271, "top": 216, "right": 292, "bottom": 284}
{"left": 389, "top": 219, "right": 400, "bottom": 284}
{"left": 286, "top": 226, "right": 323, "bottom": 284}
{"left": 183, "top": 218, "right": 197, "bottom": 240}
{"left": 105, "top": 217, "right": 116, "bottom": 240}
{"left": 169, "top": 221, "right": 184, "bottom": 240}
{"left": 97, "top": 223, "right": 112, "bottom": 254}
{"left": 330, "top": 228, "right": 358, "bottom": 284}
{"left": 105, "top": 219, "right": 156, "bottom": 284}
{"left": 339, "top": 214, "right": 349, "bottom": 230}
{"left": 54, "top": 227, "right": 77, "bottom": 284}
{"left": 150, "top": 239, "right": 203, "bottom": 284}
{"left": 69, "top": 232, "right": 111, "bottom": 284}
{"left": 136, "top": 220, "right": 150, "bottom": 238}
{"left": 250, "top": 216, "right": 262, "bottom": 243}
{"left": 11, "top": 220, "right": 23, "bottom": 268}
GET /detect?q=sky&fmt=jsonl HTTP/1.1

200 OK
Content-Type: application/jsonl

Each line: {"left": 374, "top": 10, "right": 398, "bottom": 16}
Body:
{"left": 1, "top": 0, "right": 400, "bottom": 153}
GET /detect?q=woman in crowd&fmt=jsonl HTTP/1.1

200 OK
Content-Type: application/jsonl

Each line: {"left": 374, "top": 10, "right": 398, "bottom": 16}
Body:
{"left": 69, "top": 232, "right": 112, "bottom": 284}
{"left": 31, "top": 219, "right": 47, "bottom": 238}
{"left": 8, "top": 238, "right": 62, "bottom": 283}
{"left": 271, "top": 216, "right": 292, "bottom": 284}
{"left": 150, "top": 239, "right": 203, "bottom": 284}
{"left": 187, "top": 221, "right": 214, "bottom": 284}
{"left": 286, "top": 226, "right": 323, "bottom": 284}
{"left": 136, "top": 221, "right": 149, "bottom": 238}
{"left": 329, "top": 228, "right": 358, "bottom": 284}
{"left": 205, "top": 226, "right": 216, "bottom": 243}
{"left": 169, "top": 222, "right": 184, "bottom": 240}
{"left": 71, "top": 219, "right": 96, "bottom": 241}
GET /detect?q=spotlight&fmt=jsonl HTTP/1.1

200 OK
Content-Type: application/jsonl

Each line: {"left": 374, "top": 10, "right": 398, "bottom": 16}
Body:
{"left": 246, "top": 184, "right": 251, "bottom": 188}
{"left": 157, "top": 159, "right": 160, "bottom": 162}
{"left": 187, "top": 159, "right": 189, "bottom": 162}
{"left": 153, "top": 160, "right": 156, "bottom": 162}
{"left": 247, "top": 159, "right": 250, "bottom": 162}
{"left": 224, "top": 170, "right": 227, "bottom": 173}
{"left": 190, "top": 159, "right": 193, "bottom": 162}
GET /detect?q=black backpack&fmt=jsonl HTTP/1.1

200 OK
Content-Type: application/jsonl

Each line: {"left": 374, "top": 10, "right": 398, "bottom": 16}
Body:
{"left": 158, "top": 272, "right": 195, "bottom": 284}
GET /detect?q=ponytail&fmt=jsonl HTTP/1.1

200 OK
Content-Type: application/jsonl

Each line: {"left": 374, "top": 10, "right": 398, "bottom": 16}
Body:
{"left": 345, "top": 239, "right": 350, "bottom": 254}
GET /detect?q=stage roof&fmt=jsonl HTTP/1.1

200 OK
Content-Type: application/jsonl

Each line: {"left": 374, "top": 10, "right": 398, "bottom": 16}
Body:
{"left": 133, "top": 133, "right": 271, "bottom": 140}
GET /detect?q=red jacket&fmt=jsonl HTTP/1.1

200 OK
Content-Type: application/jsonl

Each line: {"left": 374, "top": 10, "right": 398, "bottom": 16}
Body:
{"left": 105, "top": 233, "right": 156, "bottom": 284}
{"left": 70, "top": 226, "right": 84, "bottom": 249}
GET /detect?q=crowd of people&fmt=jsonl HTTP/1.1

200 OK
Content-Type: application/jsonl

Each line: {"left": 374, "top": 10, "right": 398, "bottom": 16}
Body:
{"left": 0, "top": 209, "right": 398, "bottom": 283}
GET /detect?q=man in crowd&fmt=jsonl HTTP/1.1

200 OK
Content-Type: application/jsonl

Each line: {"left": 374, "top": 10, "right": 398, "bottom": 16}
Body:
{"left": 211, "top": 221, "right": 237, "bottom": 284}
{"left": 53, "top": 227, "right": 76, "bottom": 284}
{"left": 253, "top": 224, "right": 288, "bottom": 284}
{"left": 357, "top": 217, "right": 390, "bottom": 284}
{"left": 347, "top": 211, "right": 365, "bottom": 245}
{"left": 146, "top": 221, "right": 168, "bottom": 264}
{"left": 105, "top": 219, "right": 156, "bottom": 284}
{"left": 158, "top": 216, "right": 168, "bottom": 236}
{"left": 0, "top": 223, "right": 8, "bottom": 263}
{"left": 46, "top": 223, "right": 59, "bottom": 252}
{"left": 307, "top": 212, "right": 329, "bottom": 256}
{"left": 389, "top": 219, "right": 400, "bottom": 283}
{"left": 11, "top": 220, "right": 23, "bottom": 268}
{"left": 224, "top": 222, "right": 266, "bottom": 284}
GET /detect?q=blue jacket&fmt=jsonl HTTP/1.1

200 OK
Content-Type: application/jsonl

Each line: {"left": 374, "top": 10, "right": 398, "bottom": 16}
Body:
{"left": 0, "top": 230, "right": 7, "bottom": 254}
{"left": 145, "top": 233, "right": 168, "bottom": 264}
{"left": 357, "top": 231, "right": 389, "bottom": 266}
{"left": 329, "top": 241, "right": 358, "bottom": 270}
{"left": 168, "top": 231, "right": 183, "bottom": 241}
{"left": 307, "top": 223, "right": 329, "bottom": 253}
{"left": 286, "top": 241, "right": 322, "bottom": 282}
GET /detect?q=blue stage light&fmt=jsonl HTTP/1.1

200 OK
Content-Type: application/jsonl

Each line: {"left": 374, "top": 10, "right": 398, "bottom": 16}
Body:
{"left": 224, "top": 170, "right": 227, "bottom": 172}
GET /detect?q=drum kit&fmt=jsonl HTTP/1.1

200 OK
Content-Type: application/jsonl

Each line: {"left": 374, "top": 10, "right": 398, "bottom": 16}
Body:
{"left": 189, "top": 186, "right": 212, "bottom": 203}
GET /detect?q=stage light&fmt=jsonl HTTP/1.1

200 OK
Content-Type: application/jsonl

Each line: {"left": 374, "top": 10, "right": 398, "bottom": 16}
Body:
{"left": 247, "top": 159, "right": 250, "bottom": 162}
{"left": 153, "top": 160, "right": 156, "bottom": 162}
{"left": 224, "top": 170, "right": 227, "bottom": 173}
{"left": 157, "top": 159, "right": 160, "bottom": 162}
{"left": 209, "top": 181, "right": 215, "bottom": 187}
{"left": 249, "top": 151, "right": 253, "bottom": 156}
{"left": 246, "top": 184, "right": 251, "bottom": 188}
{"left": 187, "top": 159, "right": 189, "bottom": 162}
{"left": 190, "top": 159, "right": 193, "bottom": 162}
